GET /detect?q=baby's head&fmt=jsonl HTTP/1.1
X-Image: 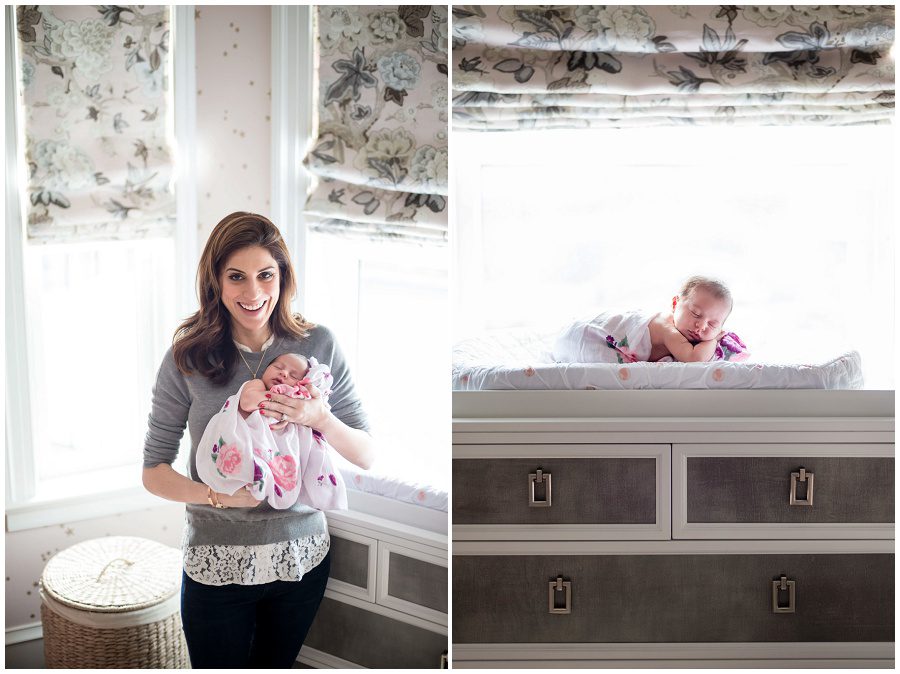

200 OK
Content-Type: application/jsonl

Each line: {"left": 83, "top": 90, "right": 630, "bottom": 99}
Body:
{"left": 261, "top": 353, "right": 310, "bottom": 389}
{"left": 672, "top": 276, "right": 732, "bottom": 343}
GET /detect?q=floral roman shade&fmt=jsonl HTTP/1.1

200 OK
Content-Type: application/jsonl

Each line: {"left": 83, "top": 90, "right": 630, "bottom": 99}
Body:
{"left": 15, "top": 5, "right": 175, "bottom": 243}
{"left": 303, "top": 6, "right": 448, "bottom": 244}
{"left": 452, "top": 5, "right": 895, "bottom": 130}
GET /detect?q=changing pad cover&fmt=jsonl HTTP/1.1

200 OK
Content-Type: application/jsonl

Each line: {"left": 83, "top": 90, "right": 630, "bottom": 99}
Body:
{"left": 340, "top": 467, "right": 448, "bottom": 512}
{"left": 453, "top": 329, "right": 863, "bottom": 390}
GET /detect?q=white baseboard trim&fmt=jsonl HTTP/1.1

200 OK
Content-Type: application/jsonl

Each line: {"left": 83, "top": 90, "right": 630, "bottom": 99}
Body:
{"left": 452, "top": 642, "right": 895, "bottom": 662}
{"left": 453, "top": 658, "right": 894, "bottom": 669}
{"left": 6, "top": 621, "right": 42, "bottom": 646}
{"left": 296, "top": 645, "right": 363, "bottom": 669}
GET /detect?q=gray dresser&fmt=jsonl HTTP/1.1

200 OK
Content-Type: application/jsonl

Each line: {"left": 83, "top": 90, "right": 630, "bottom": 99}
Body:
{"left": 298, "top": 505, "right": 448, "bottom": 668}
{"left": 452, "top": 390, "right": 895, "bottom": 668}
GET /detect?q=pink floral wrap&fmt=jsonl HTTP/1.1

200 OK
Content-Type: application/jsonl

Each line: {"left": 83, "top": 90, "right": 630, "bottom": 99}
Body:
{"left": 196, "top": 357, "right": 347, "bottom": 511}
{"left": 553, "top": 310, "right": 749, "bottom": 364}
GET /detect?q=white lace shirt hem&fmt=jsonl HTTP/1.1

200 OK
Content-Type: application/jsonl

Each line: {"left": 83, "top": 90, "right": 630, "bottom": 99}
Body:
{"left": 182, "top": 533, "right": 330, "bottom": 586}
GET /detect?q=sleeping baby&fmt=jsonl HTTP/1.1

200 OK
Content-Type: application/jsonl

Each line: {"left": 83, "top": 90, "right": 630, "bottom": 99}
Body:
{"left": 553, "top": 276, "right": 748, "bottom": 364}
{"left": 197, "top": 353, "right": 347, "bottom": 511}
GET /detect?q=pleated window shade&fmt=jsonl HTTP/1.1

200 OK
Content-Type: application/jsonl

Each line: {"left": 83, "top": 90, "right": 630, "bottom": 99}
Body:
{"left": 14, "top": 5, "right": 176, "bottom": 243}
{"left": 452, "top": 5, "right": 895, "bottom": 130}
{"left": 303, "top": 6, "right": 449, "bottom": 244}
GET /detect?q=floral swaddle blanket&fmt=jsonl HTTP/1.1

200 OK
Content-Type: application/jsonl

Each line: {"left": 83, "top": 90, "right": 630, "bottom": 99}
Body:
{"left": 196, "top": 357, "right": 348, "bottom": 511}
{"left": 553, "top": 310, "right": 749, "bottom": 364}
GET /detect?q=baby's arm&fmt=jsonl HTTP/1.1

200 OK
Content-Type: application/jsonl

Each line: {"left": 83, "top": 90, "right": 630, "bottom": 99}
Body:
{"left": 663, "top": 326, "right": 724, "bottom": 363}
{"left": 239, "top": 379, "right": 268, "bottom": 417}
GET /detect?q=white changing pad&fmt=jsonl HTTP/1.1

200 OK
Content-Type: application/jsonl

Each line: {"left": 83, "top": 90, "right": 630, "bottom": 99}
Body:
{"left": 340, "top": 467, "right": 448, "bottom": 512}
{"left": 453, "top": 329, "right": 864, "bottom": 390}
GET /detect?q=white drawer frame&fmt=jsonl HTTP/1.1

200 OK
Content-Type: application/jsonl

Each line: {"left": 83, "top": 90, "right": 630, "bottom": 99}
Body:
{"left": 672, "top": 443, "right": 895, "bottom": 540}
{"left": 453, "top": 444, "right": 671, "bottom": 541}
{"left": 326, "top": 526, "right": 378, "bottom": 603}
{"left": 376, "top": 540, "right": 448, "bottom": 627}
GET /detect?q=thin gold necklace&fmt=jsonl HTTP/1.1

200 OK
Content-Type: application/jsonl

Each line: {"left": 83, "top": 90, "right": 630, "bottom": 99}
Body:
{"left": 236, "top": 337, "right": 271, "bottom": 379}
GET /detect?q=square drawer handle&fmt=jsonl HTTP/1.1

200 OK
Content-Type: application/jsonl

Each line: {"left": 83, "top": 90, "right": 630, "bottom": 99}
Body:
{"left": 529, "top": 469, "right": 552, "bottom": 507}
{"left": 771, "top": 575, "right": 796, "bottom": 613}
{"left": 789, "top": 467, "right": 815, "bottom": 506}
{"left": 548, "top": 576, "right": 571, "bottom": 614}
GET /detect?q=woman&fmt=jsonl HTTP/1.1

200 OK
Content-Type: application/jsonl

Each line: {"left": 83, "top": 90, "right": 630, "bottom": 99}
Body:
{"left": 142, "top": 212, "right": 374, "bottom": 668}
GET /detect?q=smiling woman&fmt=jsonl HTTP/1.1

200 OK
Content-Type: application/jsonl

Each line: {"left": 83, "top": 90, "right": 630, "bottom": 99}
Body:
{"left": 141, "top": 211, "right": 374, "bottom": 667}
{"left": 217, "top": 249, "right": 282, "bottom": 350}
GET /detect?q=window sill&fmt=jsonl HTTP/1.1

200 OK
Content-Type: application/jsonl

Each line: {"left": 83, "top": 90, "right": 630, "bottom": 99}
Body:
{"left": 5, "top": 465, "right": 448, "bottom": 537}
{"left": 5, "top": 464, "right": 172, "bottom": 532}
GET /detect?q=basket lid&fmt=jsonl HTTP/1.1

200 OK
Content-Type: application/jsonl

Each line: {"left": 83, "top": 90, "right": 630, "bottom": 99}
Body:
{"left": 41, "top": 536, "right": 182, "bottom": 613}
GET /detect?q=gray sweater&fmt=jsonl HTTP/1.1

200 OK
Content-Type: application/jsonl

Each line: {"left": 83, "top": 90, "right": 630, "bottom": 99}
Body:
{"left": 143, "top": 325, "right": 369, "bottom": 547}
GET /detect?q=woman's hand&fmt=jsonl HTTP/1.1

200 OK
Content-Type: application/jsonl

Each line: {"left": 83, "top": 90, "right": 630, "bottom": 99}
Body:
{"left": 259, "top": 380, "right": 330, "bottom": 429}
{"left": 218, "top": 485, "right": 262, "bottom": 508}
{"left": 261, "top": 380, "right": 376, "bottom": 470}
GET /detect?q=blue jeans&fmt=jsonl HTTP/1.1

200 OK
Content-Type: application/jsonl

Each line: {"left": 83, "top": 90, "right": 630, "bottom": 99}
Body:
{"left": 180, "top": 552, "right": 330, "bottom": 668}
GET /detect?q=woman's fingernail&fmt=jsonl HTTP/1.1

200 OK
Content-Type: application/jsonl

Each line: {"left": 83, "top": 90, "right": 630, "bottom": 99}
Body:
{"left": 259, "top": 403, "right": 265, "bottom": 409}
{"left": 265, "top": 393, "right": 271, "bottom": 398}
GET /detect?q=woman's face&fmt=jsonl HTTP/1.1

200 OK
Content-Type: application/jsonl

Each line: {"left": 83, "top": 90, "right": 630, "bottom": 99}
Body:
{"left": 219, "top": 245, "right": 281, "bottom": 338}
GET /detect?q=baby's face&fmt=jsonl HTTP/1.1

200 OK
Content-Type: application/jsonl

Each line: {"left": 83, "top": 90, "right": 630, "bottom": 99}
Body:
{"left": 262, "top": 354, "right": 309, "bottom": 389}
{"left": 673, "top": 288, "right": 730, "bottom": 343}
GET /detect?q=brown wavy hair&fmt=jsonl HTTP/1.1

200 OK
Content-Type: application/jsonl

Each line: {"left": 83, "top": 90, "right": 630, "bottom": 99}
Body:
{"left": 173, "top": 212, "right": 314, "bottom": 383}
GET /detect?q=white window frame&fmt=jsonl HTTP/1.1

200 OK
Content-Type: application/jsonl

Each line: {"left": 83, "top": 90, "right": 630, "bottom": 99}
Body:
{"left": 271, "top": 7, "right": 449, "bottom": 528}
{"left": 4, "top": 5, "right": 198, "bottom": 531}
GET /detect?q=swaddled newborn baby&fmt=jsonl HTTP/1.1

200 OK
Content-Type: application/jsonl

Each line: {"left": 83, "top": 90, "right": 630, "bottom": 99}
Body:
{"left": 554, "top": 276, "right": 748, "bottom": 364}
{"left": 197, "top": 353, "right": 347, "bottom": 510}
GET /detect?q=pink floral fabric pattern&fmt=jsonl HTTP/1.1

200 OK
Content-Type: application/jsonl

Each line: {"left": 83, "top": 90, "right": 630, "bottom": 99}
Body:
{"left": 197, "top": 357, "right": 348, "bottom": 511}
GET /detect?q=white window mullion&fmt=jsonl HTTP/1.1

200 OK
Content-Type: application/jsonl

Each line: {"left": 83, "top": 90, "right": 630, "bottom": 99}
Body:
{"left": 5, "top": 5, "right": 37, "bottom": 505}
{"left": 173, "top": 5, "right": 198, "bottom": 319}
{"left": 271, "top": 5, "right": 314, "bottom": 314}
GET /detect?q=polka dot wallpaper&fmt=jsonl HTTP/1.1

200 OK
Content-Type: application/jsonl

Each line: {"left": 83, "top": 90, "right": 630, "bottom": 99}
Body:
{"left": 5, "top": 7, "right": 273, "bottom": 636}
{"left": 195, "top": 5, "right": 272, "bottom": 242}
{"left": 4, "top": 504, "right": 184, "bottom": 629}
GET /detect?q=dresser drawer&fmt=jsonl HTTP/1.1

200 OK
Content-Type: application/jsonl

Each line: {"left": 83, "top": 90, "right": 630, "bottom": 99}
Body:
{"left": 304, "top": 597, "right": 447, "bottom": 668}
{"left": 673, "top": 444, "right": 894, "bottom": 539}
{"left": 453, "top": 553, "right": 894, "bottom": 644}
{"left": 453, "top": 445, "right": 670, "bottom": 540}
{"left": 326, "top": 528, "right": 377, "bottom": 602}
{"left": 377, "top": 541, "right": 448, "bottom": 626}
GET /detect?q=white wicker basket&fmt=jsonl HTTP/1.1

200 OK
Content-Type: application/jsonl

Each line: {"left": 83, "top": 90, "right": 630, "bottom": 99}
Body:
{"left": 40, "top": 536, "right": 189, "bottom": 668}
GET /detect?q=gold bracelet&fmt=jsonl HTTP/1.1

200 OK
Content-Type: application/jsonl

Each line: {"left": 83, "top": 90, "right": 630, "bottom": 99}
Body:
{"left": 207, "top": 486, "right": 228, "bottom": 509}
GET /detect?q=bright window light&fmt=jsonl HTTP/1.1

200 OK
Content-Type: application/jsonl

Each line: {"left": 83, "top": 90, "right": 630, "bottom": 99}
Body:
{"left": 304, "top": 232, "right": 449, "bottom": 491}
{"left": 25, "top": 238, "right": 178, "bottom": 482}
{"left": 454, "top": 125, "right": 894, "bottom": 389}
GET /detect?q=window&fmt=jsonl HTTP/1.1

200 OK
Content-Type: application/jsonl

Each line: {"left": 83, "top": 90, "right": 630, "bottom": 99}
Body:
{"left": 454, "top": 126, "right": 894, "bottom": 389}
{"left": 24, "top": 240, "right": 177, "bottom": 485}
{"left": 5, "top": 7, "right": 193, "bottom": 528}
{"left": 304, "top": 232, "right": 449, "bottom": 492}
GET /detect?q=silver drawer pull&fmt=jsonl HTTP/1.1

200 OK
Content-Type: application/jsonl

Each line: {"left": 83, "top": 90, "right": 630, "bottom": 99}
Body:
{"left": 789, "top": 467, "right": 815, "bottom": 506}
{"left": 548, "top": 576, "right": 571, "bottom": 614}
{"left": 529, "top": 469, "right": 552, "bottom": 507}
{"left": 771, "top": 575, "right": 796, "bottom": 613}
